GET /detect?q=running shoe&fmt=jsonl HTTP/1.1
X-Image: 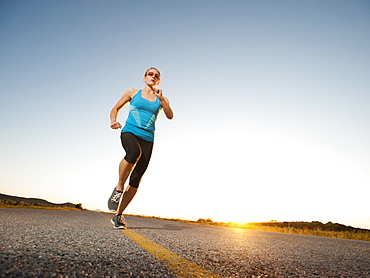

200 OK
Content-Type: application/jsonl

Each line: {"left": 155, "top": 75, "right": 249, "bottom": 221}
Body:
{"left": 111, "top": 214, "right": 127, "bottom": 229}
{"left": 108, "top": 187, "right": 123, "bottom": 212}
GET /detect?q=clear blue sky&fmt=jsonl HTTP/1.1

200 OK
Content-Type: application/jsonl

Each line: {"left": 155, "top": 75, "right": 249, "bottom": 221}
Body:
{"left": 1, "top": 0, "right": 369, "bottom": 229}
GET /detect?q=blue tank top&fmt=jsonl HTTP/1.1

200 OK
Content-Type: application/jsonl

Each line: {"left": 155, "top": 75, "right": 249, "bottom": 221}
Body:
{"left": 122, "top": 90, "right": 161, "bottom": 142}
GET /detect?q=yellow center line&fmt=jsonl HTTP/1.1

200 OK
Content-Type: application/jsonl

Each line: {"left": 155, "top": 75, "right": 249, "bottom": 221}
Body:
{"left": 123, "top": 229, "right": 220, "bottom": 278}
{"left": 101, "top": 213, "right": 220, "bottom": 278}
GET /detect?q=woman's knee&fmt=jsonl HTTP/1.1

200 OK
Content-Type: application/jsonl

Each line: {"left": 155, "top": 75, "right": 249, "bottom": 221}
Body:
{"left": 124, "top": 148, "right": 141, "bottom": 164}
{"left": 129, "top": 181, "right": 140, "bottom": 189}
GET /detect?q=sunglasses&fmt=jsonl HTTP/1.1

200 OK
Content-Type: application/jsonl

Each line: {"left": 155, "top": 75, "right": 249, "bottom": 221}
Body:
{"left": 147, "top": 72, "right": 160, "bottom": 79}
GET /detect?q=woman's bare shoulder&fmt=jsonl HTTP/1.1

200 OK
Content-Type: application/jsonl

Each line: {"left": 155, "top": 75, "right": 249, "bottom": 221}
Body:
{"left": 120, "top": 88, "right": 138, "bottom": 99}
{"left": 125, "top": 88, "right": 139, "bottom": 97}
{"left": 126, "top": 88, "right": 139, "bottom": 94}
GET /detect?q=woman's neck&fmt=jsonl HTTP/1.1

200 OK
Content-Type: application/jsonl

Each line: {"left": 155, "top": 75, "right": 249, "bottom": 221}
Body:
{"left": 143, "top": 85, "right": 156, "bottom": 94}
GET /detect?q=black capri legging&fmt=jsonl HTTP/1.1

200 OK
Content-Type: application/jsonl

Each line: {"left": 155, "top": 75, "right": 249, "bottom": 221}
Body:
{"left": 121, "top": 132, "right": 154, "bottom": 188}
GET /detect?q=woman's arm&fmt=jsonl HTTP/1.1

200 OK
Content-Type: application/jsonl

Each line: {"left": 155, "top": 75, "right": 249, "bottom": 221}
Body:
{"left": 154, "top": 89, "right": 174, "bottom": 120}
{"left": 110, "top": 88, "right": 137, "bottom": 129}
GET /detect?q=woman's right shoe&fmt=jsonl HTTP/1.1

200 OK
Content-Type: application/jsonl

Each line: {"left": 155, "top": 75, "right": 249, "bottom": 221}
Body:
{"left": 108, "top": 187, "right": 123, "bottom": 212}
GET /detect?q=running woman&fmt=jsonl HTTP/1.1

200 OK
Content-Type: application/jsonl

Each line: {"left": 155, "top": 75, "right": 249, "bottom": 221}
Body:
{"left": 108, "top": 67, "right": 174, "bottom": 229}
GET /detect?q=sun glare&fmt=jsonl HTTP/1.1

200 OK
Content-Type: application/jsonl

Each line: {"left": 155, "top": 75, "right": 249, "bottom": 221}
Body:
{"left": 99, "top": 123, "right": 369, "bottom": 228}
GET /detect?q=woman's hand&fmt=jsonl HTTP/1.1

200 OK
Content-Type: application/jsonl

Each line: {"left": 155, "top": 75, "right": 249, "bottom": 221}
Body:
{"left": 110, "top": 121, "right": 122, "bottom": 129}
{"left": 153, "top": 88, "right": 164, "bottom": 100}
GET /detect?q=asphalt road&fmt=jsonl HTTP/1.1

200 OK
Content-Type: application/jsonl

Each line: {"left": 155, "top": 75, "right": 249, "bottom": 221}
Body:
{"left": 1, "top": 208, "right": 369, "bottom": 277}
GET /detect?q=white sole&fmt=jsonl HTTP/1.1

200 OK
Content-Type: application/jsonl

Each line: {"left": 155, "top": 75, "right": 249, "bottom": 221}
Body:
{"left": 111, "top": 219, "right": 127, "bottom": 229}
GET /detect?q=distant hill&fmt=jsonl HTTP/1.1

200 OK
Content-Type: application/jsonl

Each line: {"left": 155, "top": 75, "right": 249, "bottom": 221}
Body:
{"left": 0, "top": 193, "right": 77, "bottom": 208}
{"left": 196, "top": 218, "right": 369, "bottom": 233}
{"left": 255, "top": 220, "right": 369, "bottom": 233}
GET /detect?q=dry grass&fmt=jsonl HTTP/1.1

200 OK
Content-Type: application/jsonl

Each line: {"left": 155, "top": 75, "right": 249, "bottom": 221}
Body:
{"left": 0, "top": 204, "right": 83, "bottom": 211}
{"left": 226, "top": 223, "right": 370, "bottom": 241}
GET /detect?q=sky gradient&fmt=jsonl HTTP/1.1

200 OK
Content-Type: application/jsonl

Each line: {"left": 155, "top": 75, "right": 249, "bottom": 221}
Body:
{"left": 1, "top": 0, "right": 369, "bottom": 229}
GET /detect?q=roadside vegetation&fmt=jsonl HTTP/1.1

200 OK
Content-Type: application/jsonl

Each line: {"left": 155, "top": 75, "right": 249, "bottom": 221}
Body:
{"left": 197, "top": 219, "right": 370, "bottom": 241}
{"left": 223, "top": 221, "right": 370, "bottom": 241}
{"left": 0, "top": 199, "right": 84, "bottom": 211}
